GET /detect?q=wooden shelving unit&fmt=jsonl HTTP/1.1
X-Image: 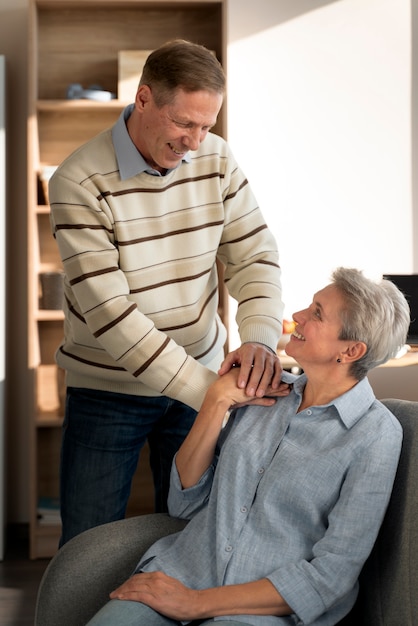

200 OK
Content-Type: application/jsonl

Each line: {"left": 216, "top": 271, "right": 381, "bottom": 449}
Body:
{"left": 27, "top": 0, "right": 227, "bottom": 559}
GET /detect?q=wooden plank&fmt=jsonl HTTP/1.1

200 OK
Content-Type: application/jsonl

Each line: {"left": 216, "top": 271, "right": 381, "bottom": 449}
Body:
{"left": 118, "top": 50, "right": 153, "bottom": 101}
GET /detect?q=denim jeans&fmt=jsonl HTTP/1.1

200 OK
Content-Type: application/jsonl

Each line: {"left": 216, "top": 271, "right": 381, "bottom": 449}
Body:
{"left": 86, "top": 599, "right": 251, "bottom": 626}
{"left": 59, "top": 387, "right": 197, "bottom": 546}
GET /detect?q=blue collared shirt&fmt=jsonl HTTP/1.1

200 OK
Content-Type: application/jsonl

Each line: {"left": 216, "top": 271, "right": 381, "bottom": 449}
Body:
{"left": 138, "top": 373, "right": 402, "bottom": 625}
{"left": 111, "top": 104, "right": 191, "bottom": 179}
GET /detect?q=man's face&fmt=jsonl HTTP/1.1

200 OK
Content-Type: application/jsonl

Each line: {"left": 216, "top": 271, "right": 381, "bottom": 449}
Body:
{"left": 132, "top": 85, "right": 223, "bottom": 172}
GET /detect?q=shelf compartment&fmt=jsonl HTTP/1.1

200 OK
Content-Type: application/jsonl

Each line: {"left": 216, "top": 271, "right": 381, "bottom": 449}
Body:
{"left": 28, "top": 0, "right": 226, "bottom": 560}
{"left": 36, "top": 4, "right": 223, "bottom": 100}
{"left": 37, "top": 212, "right": 60, "bottom": 267}
{"left": 36, "top": 364, "right": 66, "bottom": 415}
{"left": 30, "top": 524, "right": 62, "bottom": 560}
{"left": 38, "top": 106, "right": 122, "bottom": 165}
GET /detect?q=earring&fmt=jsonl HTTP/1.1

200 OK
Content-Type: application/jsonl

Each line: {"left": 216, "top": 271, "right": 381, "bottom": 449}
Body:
{"left": 336, "top": 358, "right": 342, "bottom": 363}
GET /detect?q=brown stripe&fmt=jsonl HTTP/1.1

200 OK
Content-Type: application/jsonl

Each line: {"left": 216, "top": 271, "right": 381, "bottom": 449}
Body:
{"left": 70, "top": 266, "right": 119, "bottom": 286}
{"left": 194, "top": 318, "right": 220, "bottom": 360}
{"left": 54, "top": 223, "right": 113, "bottom": 234}
{"left": 257, "top": 259, "right": 281, "bottom": 268}
{"left": 94, "top": 303, "right": 137, "bottom": 338}
{"left": 133, "top": 336, "right": 171, "bottom": 377}
{"left": 161, "top": 355, "right": 189, "bottom": 393}
{"left": 239, "top": 313, "right": 280, "bottom": 325}
{"left": 80, "top": 169, "right": 120, "bottom": 186}
{"left": 226, "top": 224, "right": 267, "bottom": 245}
{"left": 98, "top": 172, "right": 224, "bottom": 200}
{"left": 160, "top": 287, "right": 218, "bottom": 332}
{"left": 119, "top": 220, "right": 224, "bottom": 247}
{"left": 66, "top": 298, "right": 86, "bottom": 323}
{"left": 238, "top": 295, "right": 270, "bottom": 307}
{"left": 162, "top": 321, "right": 221, "bottom": 394}
{"left": 224, "top": 178, "right": 248, "bottom": 202}
{"left": 58, "top": 346, "right": 124, "bottom": 371}
{"left": 130, "top": 267, "right": 211, "bottom": 294}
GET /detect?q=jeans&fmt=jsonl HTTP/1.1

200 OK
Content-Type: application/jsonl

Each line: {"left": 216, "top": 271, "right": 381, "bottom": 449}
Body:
{"left": 59, "top": 387, "right": 197, "bottom": 546}
{"left": 86, "top": 599, "right": 251, "bottom": 626}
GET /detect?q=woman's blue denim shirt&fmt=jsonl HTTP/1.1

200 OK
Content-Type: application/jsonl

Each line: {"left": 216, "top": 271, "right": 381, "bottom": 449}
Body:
{"left": 138, "top": 373, "right": 402, "bottom": 626}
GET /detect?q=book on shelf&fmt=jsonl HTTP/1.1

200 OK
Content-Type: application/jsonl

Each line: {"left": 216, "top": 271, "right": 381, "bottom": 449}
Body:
{"left": 37, "top": 496, "right": 61, "bottom": 525}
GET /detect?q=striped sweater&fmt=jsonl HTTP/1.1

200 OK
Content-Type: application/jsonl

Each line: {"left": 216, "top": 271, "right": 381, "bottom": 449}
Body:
{"left": 49, "top": 129, "right": 283, "bottom": 411}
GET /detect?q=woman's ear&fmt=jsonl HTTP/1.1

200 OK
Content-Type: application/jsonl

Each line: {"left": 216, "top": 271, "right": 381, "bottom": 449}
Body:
{"left": 344, "top": 341, "right": 367, "bottom": 362}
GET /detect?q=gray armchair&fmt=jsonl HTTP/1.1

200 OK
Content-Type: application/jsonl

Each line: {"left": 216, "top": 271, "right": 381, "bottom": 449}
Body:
{"left": 35, "top": 398, "right": 418, "bottom": 626}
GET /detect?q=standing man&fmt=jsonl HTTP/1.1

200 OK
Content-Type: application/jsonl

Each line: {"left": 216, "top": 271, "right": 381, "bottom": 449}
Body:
{"left": 49, "top": 39, "right": 285, "bottom": 546}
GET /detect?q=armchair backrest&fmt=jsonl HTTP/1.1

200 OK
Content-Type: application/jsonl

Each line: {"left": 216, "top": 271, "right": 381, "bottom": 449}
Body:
{"left": 339, "top": 398, "right": 418, "bottom": 625}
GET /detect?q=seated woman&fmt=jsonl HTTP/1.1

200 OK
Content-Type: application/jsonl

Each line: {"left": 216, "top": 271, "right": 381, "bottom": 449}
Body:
{"left": 86, "top": 267, "right": 410, "bottom": 626}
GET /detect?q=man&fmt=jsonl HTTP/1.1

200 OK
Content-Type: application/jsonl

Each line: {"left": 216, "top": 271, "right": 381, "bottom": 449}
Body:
{"left": 49, "top": 39, "right": 285, "bottom": 546}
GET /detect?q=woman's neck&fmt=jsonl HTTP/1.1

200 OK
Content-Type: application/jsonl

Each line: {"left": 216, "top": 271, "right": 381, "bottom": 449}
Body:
{"left": 298, "top": 373, "right": 359, "bottom": 413}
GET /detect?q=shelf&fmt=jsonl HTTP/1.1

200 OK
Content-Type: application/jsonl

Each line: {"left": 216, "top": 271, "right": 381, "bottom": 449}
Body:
{"left": 35, "top": 521, "right": 61, "bottom": 534}
{"left": 37, "top": 99, "right": 126, "bottom": 111}
{"left": 36, "top": 413, "right": 64, "bottom": 428}
{"left": 36, "top": 310, "right": 64, "bottom": 321}
{"left": 28, "top": 0, "right": 226, "bottom": 560}
{"left": 38, "top": 261, "right": 63, "bottom": 273}
{"left": 30, "top": 524, "right": 62, "bottom": 560}
{"left": 36, "top": 204, "right": 51, "bottom": 214}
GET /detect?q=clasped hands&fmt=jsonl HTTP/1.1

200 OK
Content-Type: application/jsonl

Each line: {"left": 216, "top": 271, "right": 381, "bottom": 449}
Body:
{"left": 218, "top": 341, "right": 290, "bottom": 406}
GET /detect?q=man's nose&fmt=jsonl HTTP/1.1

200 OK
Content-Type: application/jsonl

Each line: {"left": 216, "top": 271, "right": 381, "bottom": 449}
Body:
{"left": 184, "top": 128, "right": 203, "bottom": 150}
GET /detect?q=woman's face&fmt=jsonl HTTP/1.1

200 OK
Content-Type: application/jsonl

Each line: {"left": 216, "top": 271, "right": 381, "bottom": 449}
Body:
{"left": 285, "top": 284, "right": 349, "bottom": 367}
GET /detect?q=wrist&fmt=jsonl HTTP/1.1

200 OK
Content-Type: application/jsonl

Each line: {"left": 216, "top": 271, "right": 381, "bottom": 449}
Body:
{"left": 202, "top": 387, "right": 232, "bottom": 417}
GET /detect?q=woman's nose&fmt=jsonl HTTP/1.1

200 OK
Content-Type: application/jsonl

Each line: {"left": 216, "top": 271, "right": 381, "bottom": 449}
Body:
{"left": 293, "top": 310, "right": 304, "bottom": 324}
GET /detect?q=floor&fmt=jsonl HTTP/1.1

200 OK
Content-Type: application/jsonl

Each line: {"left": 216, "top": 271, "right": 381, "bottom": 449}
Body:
{"left": 0, "top": 526, "right": 50, "bottom": 626}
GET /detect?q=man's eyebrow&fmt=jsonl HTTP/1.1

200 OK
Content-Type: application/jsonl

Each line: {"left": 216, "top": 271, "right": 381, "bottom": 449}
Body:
{"left": 168, "top": 114, "right": 215, "bottom": 128}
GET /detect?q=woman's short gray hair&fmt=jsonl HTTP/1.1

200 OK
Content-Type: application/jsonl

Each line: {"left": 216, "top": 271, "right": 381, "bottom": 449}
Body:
{"left": 332, "top": 267, "right": 410, "bottom": 380}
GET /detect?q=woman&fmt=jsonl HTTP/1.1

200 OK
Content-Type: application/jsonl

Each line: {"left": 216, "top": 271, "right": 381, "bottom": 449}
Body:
{"left": 86, "top": 268, "right": 410, "bottom": 626}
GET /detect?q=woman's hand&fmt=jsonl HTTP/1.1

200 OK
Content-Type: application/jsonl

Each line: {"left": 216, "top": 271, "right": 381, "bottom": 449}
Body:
{"left": 110, "top": 571, "right": 202, "bottom": 622}
{"left": 110, "top": 571, "right": 292, "bottom": 621}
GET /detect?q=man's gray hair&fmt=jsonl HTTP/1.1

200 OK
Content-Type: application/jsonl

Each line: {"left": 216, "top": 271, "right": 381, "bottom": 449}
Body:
{"left": 140, "top": 39, "right": 226, "bottom": 107}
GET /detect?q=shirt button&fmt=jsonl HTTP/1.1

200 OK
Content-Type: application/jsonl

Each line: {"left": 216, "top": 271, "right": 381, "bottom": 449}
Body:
{"left": 258, "top": 467, "right": 265, "bottom": 474}
{"left": 306, "top": 409, "right": 312, "bottom": 415}
{"left": 225, "top": 545, "right": 233, "bottom": 552}
{"left": 240, "top": 506, "right": 247, "bottom": 513}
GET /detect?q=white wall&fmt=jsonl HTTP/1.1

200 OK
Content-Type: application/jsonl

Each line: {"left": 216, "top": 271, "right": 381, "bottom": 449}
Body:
{"left": 227, "top": 0, "right": 413, "bottom": 335}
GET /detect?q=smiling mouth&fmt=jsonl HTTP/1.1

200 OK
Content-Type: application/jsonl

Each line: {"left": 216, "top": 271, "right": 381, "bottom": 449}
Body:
{"left": 169, "top": 143, "right": 186, "bottom": 157}
{"left": 293, "top": 330, "right": 306, "bottom": 341}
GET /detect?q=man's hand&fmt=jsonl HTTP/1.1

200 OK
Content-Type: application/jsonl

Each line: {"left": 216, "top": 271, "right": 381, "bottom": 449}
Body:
{"left": 218, "top": 342, "right": 288, "bottom": 398}
{"left": 110, "top": 571, "right": 201, "bottom": 622}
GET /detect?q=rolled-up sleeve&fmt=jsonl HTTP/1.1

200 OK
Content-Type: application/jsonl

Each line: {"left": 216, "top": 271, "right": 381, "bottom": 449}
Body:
{"left": 167, "top": 454, "right": 217, "bottom": 520}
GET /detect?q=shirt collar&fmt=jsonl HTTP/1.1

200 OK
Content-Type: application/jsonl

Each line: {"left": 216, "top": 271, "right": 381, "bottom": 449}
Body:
{"left": 282, "top": 371, "right": 376, "bottom": 429}
{"left": 111, "top": 104, "right": 191, "bottom": 180}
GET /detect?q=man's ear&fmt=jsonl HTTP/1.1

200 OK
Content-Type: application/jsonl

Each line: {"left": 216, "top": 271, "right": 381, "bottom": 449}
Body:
{"left": 135, "top": 84, "right": 152, "bottom": 111}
